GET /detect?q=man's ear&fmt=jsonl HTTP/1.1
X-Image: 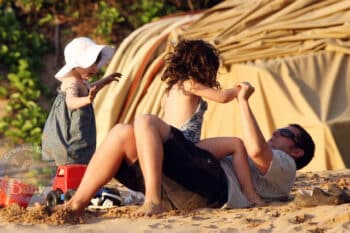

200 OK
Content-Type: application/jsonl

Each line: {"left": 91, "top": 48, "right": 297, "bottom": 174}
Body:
{"left": 291, "top": 148, "right": 304, "bottom": 159}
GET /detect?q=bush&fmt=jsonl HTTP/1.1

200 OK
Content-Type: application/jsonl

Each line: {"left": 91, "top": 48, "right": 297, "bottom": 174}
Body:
{"left": 0, "top": 5, "right": 48, "bottom": 146}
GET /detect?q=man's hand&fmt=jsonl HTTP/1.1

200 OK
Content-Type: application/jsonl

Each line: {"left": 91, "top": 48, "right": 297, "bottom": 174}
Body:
{"left": 237, "top": 82, "right": 255, "bottom": 101}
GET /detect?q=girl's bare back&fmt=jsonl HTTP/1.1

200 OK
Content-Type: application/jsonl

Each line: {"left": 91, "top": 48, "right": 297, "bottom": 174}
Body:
{"left": 162, "top": 83, "right": 201, "bottom": 129}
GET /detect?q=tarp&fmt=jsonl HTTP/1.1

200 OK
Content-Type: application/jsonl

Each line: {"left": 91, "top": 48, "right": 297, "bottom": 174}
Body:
{"left": 94, "top": 0, "right": 350, "bottom": 171}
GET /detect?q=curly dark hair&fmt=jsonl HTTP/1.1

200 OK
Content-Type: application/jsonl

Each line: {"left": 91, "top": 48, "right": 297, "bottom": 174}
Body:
{"left": 161, "top": 39, "right": 221, "bottom": 92}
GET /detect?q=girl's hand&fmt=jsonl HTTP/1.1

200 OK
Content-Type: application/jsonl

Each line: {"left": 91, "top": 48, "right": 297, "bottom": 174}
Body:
{"left": 237, "top": 82, "right": 255, "bottom": 101}
{"left": 88, "top": 85, "right": 98, "bottom": 103}
{"left": 105, "top": 72, "right": 122, "bottom": 83}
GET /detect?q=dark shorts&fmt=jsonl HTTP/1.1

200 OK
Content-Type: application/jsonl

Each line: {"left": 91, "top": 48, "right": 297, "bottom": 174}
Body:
{"left": 114, "top": 126, "right": 228, "bottom": 206}
{"left": 162, "top": 127, "right": 228, "bottom": 205}
{"left": 114, "top": 160, "right": 145, "bottom": 193}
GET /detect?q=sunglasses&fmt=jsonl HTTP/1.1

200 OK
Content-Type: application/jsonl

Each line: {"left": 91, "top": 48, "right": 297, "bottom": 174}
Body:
{"left": 278, "top": 128, "right": 301, "bottom": 148}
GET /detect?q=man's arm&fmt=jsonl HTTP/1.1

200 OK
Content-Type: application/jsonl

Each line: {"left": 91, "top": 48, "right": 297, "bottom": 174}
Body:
{"left": 237, "top": 83, "right": 273, "bottom": 175}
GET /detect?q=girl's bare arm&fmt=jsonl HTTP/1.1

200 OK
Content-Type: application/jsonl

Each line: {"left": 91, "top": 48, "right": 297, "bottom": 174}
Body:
{"left": 90, "top": 72, "right": 122, "bottom": 92}
{"left": 184, "top": 79, "right": 239, "bottom": 103}
{"left": 64, "top": 80, "right": 91, "bottom": 109}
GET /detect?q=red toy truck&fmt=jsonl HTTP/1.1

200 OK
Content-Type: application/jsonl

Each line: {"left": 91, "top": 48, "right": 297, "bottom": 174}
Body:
{"left": 46, "top": 164, "right": 86, "bottom": 207}
{"left": 46, "top": 164, "right": 121, "bottom": 208}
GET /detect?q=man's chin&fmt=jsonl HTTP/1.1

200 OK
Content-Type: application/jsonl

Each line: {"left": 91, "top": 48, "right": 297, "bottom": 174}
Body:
{"left": 267, "top": 141, "right": 274, "bottom": 148}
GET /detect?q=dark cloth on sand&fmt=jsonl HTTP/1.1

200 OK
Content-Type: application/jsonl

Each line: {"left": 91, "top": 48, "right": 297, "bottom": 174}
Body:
{"left": 115, "top": 126, "right": 228, "bottom": 210}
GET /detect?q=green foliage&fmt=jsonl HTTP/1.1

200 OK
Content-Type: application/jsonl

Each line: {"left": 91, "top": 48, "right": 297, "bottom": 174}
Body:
{"left": 0, "top": 76, "right": 7, "bottom": 97}
{"left": 130, "top": 0, "right": 177, "bottom": 28}
{"left": 38, "top": 13, "right": 53, "bottom": 25}
{"left": 14, "top": 0, "right": 45, "bottom": 11}
{"left": 95, "top": 1, "right": 124, "bottom": 41}
{"left": 1, "top": 60, "right": 48, "bottom": 145}
{"left": 0, "top": 5, "right": 48, "bottom": 146}
{"left": 0, "top": 7, "right": 47, "bottom": 70}
{"left": 0, "top": 0, "right": 221, "bottom": 147}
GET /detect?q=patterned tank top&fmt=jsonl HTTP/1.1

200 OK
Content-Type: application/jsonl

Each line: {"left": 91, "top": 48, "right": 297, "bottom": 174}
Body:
{"left": 179, "top": 98, "right": 208, "bottom": 143}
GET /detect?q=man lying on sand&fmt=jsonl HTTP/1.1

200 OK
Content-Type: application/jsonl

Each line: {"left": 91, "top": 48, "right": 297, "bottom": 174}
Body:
{"left": 58, "top": 83, "right": 315, "bottom": 216}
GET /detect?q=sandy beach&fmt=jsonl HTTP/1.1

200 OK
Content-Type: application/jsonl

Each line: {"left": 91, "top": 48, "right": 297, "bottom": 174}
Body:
{"left": 1, "top": 1, "right": 350, "bottom": 232}
{"left": 0, "top": 169, "right": 349, "bottom": 233}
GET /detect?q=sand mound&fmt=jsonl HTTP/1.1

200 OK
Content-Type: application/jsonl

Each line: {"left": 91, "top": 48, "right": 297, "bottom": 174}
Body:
{"left": 0, "top": 169, "right": 349, "bottom": 233}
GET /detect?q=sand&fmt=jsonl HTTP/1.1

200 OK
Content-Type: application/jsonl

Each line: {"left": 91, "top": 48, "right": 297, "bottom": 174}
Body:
{"left": 0, "top": 169, "right": 350, "bottom": 233}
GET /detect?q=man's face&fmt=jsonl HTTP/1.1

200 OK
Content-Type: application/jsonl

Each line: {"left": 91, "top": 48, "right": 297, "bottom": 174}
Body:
{"left": 267, "top": 126, "right": 301, "bottom": 157}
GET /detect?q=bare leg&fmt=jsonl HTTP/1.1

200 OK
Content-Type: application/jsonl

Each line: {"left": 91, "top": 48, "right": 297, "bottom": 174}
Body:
{"left": 197, "top": 137, "right": 264, "bottom": 205}
{"left": 133, "top": 114, "right": 171, "bottom": 216}
{"left": 65, "top": 124, "right": 138, "bottom": 213}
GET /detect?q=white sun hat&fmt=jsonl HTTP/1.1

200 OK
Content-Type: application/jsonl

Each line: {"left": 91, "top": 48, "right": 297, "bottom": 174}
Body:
{"left": 54, "top": 37, "right": 115, "bottom": 80}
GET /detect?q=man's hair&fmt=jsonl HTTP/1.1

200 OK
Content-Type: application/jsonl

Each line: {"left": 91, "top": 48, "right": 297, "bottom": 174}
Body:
{"left": 161, "top": 39, "right": 220, "bottom": 92}
{"left": 290, "top": 124, "right": 315, "bottom": 170}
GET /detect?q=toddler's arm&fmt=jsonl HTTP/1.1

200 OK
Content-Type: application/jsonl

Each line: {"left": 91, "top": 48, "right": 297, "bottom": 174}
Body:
{"left": 63, "top": 72, "right": 122, "bottom": 110}
{"left": 64, "top": 80, "right": 92, "bottom": 109}
{"left": 90, "top": 72, "right": 122, "bottom": 93}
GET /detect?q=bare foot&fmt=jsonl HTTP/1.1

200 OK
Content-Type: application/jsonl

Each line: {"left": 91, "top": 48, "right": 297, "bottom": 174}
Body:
{"left": 34, "top": 202, "right": 42, "bottom": 209}
{"left": 46, "top": 202, "right": 84, "bottom": 224}
{"left": 132, "top": 202, "right": 166, "bottom": 217}
{"left": 52, "top": 199, "right": 85, "bottom": 216}
{"left": 245, "top": 192, "right": 266, "bottom": 206}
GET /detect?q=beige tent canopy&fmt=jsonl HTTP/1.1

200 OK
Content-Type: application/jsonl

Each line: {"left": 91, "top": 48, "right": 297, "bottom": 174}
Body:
{"left": 94, "top": 0, "right": 350, "bottom": 171}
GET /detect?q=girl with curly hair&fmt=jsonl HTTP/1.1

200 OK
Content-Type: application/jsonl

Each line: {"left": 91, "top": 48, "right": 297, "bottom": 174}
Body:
{"left": 161, "top": 39, "right": 236, "bottom": 143}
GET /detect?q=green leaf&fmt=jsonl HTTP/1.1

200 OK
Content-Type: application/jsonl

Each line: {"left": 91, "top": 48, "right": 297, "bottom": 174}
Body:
{"left": 22, "top": 120, "right": 33, "bottom": 131}
{"left": 30, "top": 127, "right": 42, "bottom": 136}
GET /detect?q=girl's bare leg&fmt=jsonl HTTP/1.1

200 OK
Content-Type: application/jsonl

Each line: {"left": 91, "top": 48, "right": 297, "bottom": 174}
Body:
{"left": 66, "top": 124, "right": 138, "bottom": 213}
{"left": 197, "top": 137, "right": 264, "bottom": 205}
{"left": 133, "top": 114, "right": 171, "bottom": 216}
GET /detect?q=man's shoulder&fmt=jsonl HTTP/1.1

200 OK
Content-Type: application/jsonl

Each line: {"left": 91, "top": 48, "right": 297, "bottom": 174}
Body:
{"left": 268, "top": 149, "right": 296, "bottom": 177}
{"left": 253, "top": 149, "right": 296, "bottom": 198}
{"left": 272, "top": 149, "right": 295, "bottom": 163}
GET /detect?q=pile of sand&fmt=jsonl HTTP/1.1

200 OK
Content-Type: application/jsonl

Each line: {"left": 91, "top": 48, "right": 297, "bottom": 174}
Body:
{"left": 0, "top": 169, "right": 349, "bottom": 233}
{"left": 0, "top": 205, "right": 84, "bottom": 225}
